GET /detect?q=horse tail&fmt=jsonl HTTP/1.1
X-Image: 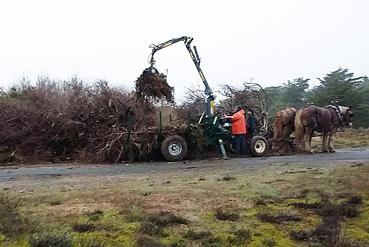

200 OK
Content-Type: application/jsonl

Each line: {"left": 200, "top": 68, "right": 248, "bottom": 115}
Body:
{"left": 289, "top": 108, "right": 297, "bottom": 127}
{"left": 274, "top": 107, "right": 298, "bottom": 140}
{"left": 294, "top": 109, "right": 304, "bottom": 143}
{"left": 273, "top": 111, "right": 284, "bottom": 139}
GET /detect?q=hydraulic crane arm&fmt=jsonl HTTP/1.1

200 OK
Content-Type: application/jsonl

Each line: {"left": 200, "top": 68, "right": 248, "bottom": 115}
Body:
{"left": 149, "top": 36, "right": 215, "bottom": 115}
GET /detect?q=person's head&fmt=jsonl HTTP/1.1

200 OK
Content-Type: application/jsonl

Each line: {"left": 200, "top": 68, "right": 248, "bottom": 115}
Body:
{"left": 234, "top": 106, "right": 242, "bottom": 112}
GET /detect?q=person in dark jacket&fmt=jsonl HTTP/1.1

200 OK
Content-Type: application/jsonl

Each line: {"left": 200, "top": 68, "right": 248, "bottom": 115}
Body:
{"left": 246, "top": 110, "right": 256, "bottom": 138}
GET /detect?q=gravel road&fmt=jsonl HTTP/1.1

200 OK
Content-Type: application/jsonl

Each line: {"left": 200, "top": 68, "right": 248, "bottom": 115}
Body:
{"left": 0, "top": 148, "right": 368, "bottom": 183}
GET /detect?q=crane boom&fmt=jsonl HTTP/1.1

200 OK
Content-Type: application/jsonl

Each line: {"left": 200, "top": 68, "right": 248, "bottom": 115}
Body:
{"left": 149, "top": 36, "right": 215, "bottom": 115}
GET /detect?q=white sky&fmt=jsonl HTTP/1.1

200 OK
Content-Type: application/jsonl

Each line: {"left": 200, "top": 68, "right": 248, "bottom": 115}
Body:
{"left": 1, "top": 0, "right": 368, "bottom": 99}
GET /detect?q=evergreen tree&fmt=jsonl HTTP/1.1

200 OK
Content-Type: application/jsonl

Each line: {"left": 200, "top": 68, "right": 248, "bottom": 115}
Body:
{"left": 282, "top": 78, "right": 309, "bottom": 108}
{"left": 264, "top": 86, "right": 285, "bottom": 118}
{"left": 265, "top": 78, "right": 309, "bottom": 118}
{"left": 309, "top": 68, "right": 368, "bottom": 127}
{"left": 355, "top": 77, "right": 369, "bottom": 127}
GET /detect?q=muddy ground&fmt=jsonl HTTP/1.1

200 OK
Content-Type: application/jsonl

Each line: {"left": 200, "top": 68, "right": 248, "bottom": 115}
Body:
{"left": 1, "top": 147, "right": 369, "bottom": 246}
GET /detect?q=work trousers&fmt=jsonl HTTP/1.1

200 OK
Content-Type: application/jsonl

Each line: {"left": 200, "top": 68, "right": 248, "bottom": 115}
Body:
{"left": 234, "top": 134, "right": 246, "bottom": 155}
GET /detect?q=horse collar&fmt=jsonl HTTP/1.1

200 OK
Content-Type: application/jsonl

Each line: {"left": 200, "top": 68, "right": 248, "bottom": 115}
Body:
{"left": 334, "top": 105, "right": 343, "bottom": 126}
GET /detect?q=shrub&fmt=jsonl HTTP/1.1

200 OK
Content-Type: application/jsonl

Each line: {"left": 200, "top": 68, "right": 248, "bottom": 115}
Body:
{"left": 214, "top": 207, "right": 240, "bottom": 221}
{"left": 222, "top": 175, "right": 236, "bottom": 181}
{"left": 29, "top": 232, "right": 72, "bottom": 247}
{"left": 86, "top": 209, "right": 104, "bottom": 221}
{"left": 0, "top": 78, "right": 156, "bottom": 163}
{"left": 229, "top": 228, "right": 252, "bottom": 244}
{"left": 78, "top": 238, "right": 106, "bottom": 247}
{"left": 290, "top": 196, "right": 364, "bottom": 246}
{"left": 136, "top": 234, "right": 164, "bottom": 247}
{"left": 0, "top": 194, "right": 29, "bottom": 235}
{"left": 184, "top": 229, "right": 212, "bottom": 240}
{"left": 262, "top": 238, "right": 276, "bottom": 247}
{"left": 140, "top": 220, "right": 162, "bottom": 236}
{"left": 145, "top": 211, "right": 188, "bottom": 226}
{"left": 140, "top": 211, "right": 188, "bottom": 236}
{"left": 72, "top": 223, "right": 95, "bottom": 232}
{"left": 168, "top": 239, "right": 186, "bottom": 247}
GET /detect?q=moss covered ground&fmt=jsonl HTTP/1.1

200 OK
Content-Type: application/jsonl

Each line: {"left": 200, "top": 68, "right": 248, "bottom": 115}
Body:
{"left": 1, "top": 159, "right": 369, "bottom": 246}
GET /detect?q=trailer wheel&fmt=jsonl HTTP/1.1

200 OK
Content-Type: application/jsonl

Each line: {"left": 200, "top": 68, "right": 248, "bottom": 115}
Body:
{"left": 161, "top": 135, "right": 187, "bottom": 161}
{"left": 250, "top": 136, "right": 268, "bottom": 157}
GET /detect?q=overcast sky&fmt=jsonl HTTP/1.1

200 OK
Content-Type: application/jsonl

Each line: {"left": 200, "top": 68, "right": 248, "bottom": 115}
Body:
{"left": 1, "top": 0, "right": 368, "bottom": 99}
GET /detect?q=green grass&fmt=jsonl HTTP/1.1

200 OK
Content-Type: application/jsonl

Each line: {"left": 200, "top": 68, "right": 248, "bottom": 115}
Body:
{"left": 1, "top": 162, "right": 369, "bottom": 246}
{"left": 311, "top": 128, "right": 369, "bottom": 150}
{"left": 335, "top": 128, "right": 369, "bottom": 148}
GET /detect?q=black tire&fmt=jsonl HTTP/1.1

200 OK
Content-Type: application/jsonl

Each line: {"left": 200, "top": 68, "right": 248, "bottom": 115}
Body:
{"left": 161, "top": 135, "right": 188, "bottom": 161}
{"left": 249, "top": 136, "right": 269, "bottom": 157}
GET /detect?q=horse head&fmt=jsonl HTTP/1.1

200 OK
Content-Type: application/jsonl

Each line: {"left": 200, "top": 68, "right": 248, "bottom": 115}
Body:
{"left": 338, "top": 106, "right": 353, "bottom": 127}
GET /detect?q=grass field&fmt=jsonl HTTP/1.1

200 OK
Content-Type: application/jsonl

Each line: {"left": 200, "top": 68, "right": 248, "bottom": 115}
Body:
{"left": 1, "top": 159, "right": 369, "bottom": 246}
{"left": 307, "top": 128, "right": 369, "bottom": 152}
{"left": 335, "top": 128, "right": 369, "bottom": 149}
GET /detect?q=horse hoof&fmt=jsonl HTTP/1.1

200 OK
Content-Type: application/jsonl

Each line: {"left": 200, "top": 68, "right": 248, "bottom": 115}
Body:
{"left": 329, "top": 149, "right": 336, "bottom": 153}
{"left": 322, "top": 149, "right": 328, "bottom": 153}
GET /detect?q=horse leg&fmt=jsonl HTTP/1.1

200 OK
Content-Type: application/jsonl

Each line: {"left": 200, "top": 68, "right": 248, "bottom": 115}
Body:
{"left": 299, "top": 129, "right": 306, "bottom": 152}
{"left": 304, "top": 128, "right": 314, "bottom": 153}
{"left": 328, "top": 131, "right": 336, "bottom": 153}
{"left": 322, "top": 132, "right": 328, "bottom": 152}
{"left": 309, "top": 129, "right": 315, "bottom": 153}
{"left": 294, "top": 125, "right": 304, "bottom": 152}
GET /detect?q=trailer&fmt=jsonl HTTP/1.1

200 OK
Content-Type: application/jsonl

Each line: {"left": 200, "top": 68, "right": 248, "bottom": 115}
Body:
{"left": 127, "top": 36, "right": 271, "bottom": 162}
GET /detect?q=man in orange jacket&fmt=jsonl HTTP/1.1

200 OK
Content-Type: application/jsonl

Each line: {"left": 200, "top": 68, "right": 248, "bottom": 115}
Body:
{"left": 224, "top": 106, "right": 247, "bottom": 155}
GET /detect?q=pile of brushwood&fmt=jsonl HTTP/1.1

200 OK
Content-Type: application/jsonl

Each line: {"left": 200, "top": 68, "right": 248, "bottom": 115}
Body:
{"left": 0, "top": 77, "right": 175, "bottom": 164}
{"left": 0, "top": 72, "right": 273, "bottom": 164}
{"left": 135, "top": 67, "right": 174, "bottom": 103}
{"left": 0, "top": 65, "right": 211, "bottom": 164}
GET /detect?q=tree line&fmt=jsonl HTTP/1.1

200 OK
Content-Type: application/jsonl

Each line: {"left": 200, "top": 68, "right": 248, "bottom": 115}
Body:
{"left": 264, "top": 68, "right": 369, "bottom": 127}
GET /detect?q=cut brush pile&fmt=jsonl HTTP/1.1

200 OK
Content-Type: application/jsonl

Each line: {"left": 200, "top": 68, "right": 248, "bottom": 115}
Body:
{"left": 0, "top": 78, "right": 157, "bottom": 164}
{"left": 135, "top": 67, "right": 174, "bottom": 103}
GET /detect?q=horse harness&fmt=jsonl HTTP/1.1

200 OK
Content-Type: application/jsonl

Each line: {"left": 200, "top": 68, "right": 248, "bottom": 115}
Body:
{"left": 328, "top": 105, "right": 344, "bottom": 127}
{"left": 303, "top": 105, "right": 343, "bottom": 131}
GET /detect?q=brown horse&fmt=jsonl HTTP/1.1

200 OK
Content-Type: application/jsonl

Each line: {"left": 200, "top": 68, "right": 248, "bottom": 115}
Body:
{"left": 274, "top": 107, "right": 297, "bottom": 141}
{"left": 294, "top": 105, "right": 353, "bottom": 153}
{"left": 273, "top": 107, "right": 297, "bottom": 153}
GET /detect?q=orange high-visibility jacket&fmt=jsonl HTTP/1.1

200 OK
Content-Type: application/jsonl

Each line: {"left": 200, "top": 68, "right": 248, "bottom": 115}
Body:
{"left": 231, "top": 110, "right": 247, "bottom": 135}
